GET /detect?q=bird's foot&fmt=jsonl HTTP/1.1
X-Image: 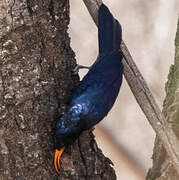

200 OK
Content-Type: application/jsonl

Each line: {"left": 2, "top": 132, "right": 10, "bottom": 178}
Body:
{"left": 54, "top": 147, "right": 65, "bottom": 175}
{"left": 73, "top": 64, "right": 91, "bottom": 74}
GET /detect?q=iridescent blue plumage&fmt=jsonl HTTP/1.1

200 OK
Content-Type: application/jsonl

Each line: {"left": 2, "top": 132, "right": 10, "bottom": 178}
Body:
{"left": 55, "top": 4, "right": 123, "bottom": 149}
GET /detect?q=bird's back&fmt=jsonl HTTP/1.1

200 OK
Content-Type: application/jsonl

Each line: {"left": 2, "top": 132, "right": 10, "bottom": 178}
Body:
{"left": 71, "top": 51, "right": 123, "bottom": 128}
{"left": 70, "top": 4, "right": 123, "bottom": 128}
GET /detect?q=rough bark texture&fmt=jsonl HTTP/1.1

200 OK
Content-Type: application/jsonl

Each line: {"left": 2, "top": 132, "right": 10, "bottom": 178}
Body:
{"left": 0, "top": 0, "right": 116, "bottom": 179}
{"left": 147, "top": 19, "right": 179, "bottom": 180}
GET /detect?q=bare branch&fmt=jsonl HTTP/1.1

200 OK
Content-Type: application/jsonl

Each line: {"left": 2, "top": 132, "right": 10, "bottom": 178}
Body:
{"left": 82, "top": 0, "right": 179, "bottom": 174}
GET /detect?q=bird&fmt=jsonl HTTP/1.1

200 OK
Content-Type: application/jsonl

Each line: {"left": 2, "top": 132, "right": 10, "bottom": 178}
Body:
{"left": 54, "top": 3, "right": 123, "bottom": 174}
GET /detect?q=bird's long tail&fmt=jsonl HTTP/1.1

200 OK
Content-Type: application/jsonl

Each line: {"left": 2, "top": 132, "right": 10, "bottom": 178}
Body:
{"left": 98, "top": 4, "right": 122, "bottom": 56}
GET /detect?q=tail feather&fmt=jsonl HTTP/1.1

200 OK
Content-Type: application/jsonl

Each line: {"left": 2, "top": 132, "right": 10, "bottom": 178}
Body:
{"left": 98, "top": 4, "right": 122, "bottom": 56}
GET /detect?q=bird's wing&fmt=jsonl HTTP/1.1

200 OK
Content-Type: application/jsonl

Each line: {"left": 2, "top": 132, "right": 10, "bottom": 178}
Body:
{"left": 71, "top": 52, "right": 123, "bottom": 101}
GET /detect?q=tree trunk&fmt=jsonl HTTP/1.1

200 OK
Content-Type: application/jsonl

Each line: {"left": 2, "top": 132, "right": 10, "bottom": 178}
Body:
{"left": 147, "top": 19, "right": 179, "bottom": 180}
{"left": 0, "top": 0, "right": 116, "bottom": 179}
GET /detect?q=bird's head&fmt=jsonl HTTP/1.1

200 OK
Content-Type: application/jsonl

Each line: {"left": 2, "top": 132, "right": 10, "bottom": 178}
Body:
{"left": 54, "top": 105, "right": 83, "bottom": 148}
{"left": 54, "top": 119, "right": 81, "bottom": 149}
{"left": 54, "top": 105, "right": 83, "bottom": 174}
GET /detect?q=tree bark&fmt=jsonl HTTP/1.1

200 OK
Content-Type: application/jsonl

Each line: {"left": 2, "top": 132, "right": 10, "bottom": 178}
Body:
{"left": 147, "top": 19, "right": 179, "bottom": 180}
{"left": 0, "top": 0, "right": 116, "bottom": 179}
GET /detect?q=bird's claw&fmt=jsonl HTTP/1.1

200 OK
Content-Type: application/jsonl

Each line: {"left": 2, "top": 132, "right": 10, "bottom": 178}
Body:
{"left": 54, "top": 147, "right": 65, "bottom": 175}
{"left": 73, "top": 64, "right": 91, "bottom": 75}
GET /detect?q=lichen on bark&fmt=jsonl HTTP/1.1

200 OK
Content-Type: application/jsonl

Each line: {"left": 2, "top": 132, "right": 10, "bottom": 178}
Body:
{"left": 163, "top": 19, "right": 179, "bottom": 138}
{"left": 147, "top": 18, "right": 179, "bottom": 180}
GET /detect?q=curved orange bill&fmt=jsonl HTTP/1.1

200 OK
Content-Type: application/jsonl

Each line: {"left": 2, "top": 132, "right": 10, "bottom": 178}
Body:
{"left": 54, "top": 147, "right": 65, "bottom": 175}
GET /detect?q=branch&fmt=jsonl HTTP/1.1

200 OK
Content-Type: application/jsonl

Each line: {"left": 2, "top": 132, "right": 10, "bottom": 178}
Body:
{"left": 83, "top": 0, "right": 179, "bottom": 174}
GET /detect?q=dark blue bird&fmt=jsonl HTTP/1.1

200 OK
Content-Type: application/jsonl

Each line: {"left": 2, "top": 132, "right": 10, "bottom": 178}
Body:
{"left": 54, "top": 3, "right": 123, "bottom": 174}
